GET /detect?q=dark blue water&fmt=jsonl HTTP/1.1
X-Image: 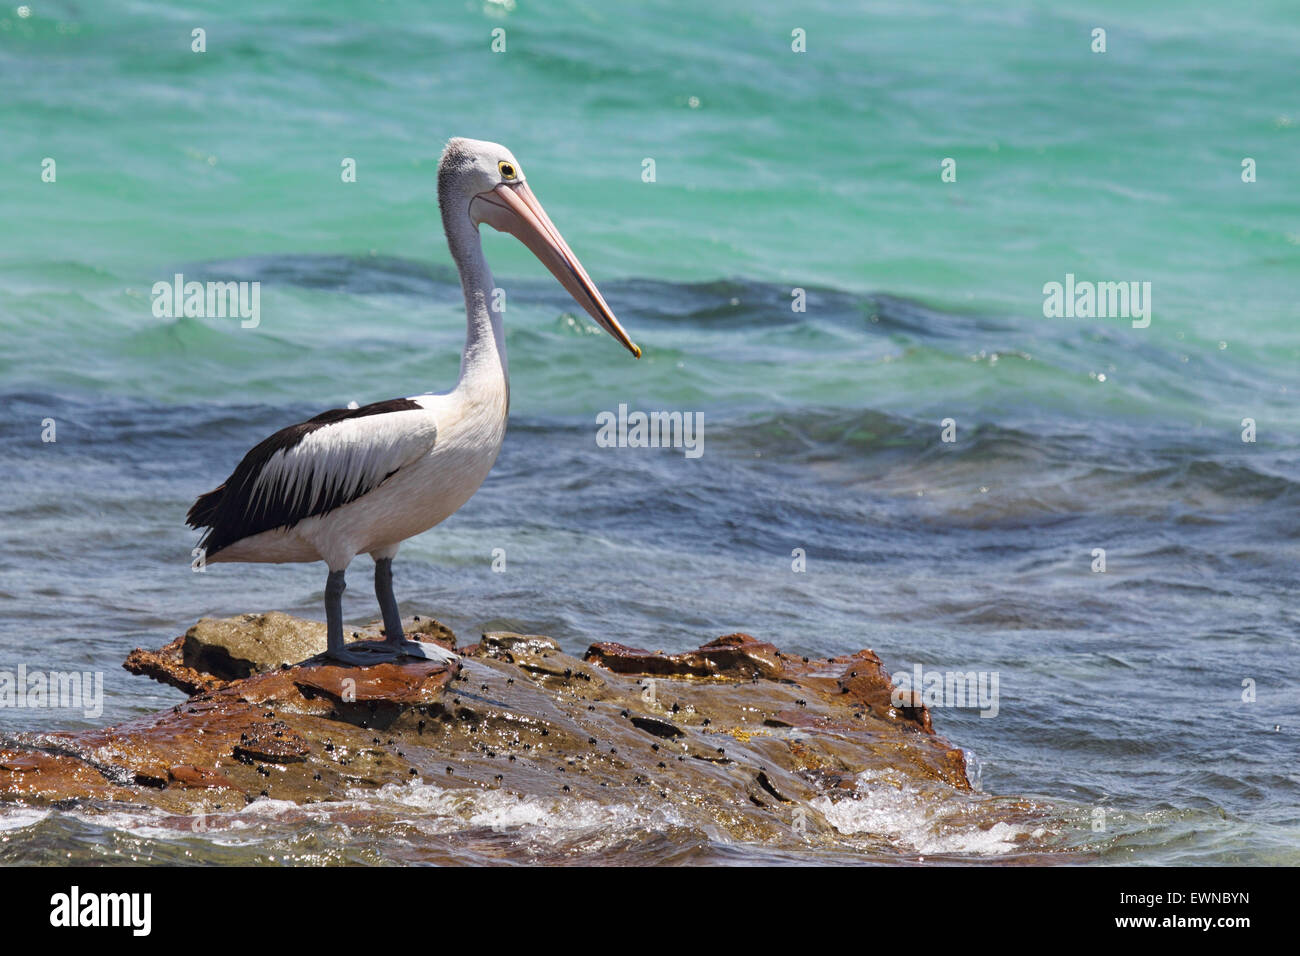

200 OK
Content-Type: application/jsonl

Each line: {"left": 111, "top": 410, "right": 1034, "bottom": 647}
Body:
{"left": 2, "top": 261, "right": 1296, "bottom": 862}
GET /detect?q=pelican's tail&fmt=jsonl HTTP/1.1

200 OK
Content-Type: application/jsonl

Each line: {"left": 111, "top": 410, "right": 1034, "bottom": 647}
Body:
{"left": 187, "top": 484, "right": 225, "bottom": 540}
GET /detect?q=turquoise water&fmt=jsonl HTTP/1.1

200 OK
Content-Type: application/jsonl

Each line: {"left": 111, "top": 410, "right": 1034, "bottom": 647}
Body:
{"left": 1, "top": 1, "right": 1297, "bottom": 863}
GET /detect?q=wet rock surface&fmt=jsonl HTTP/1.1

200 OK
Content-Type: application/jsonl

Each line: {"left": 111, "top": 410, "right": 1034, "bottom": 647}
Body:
{"left": 1, "top": 614, "right": 1061, "bottom": 859}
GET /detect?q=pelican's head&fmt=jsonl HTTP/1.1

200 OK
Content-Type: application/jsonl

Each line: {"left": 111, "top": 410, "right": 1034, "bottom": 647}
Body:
{"left": 438, "top": 137, "right": 641, "bottom": 358}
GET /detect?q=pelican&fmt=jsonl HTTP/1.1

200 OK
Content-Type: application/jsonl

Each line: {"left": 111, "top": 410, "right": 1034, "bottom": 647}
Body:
{"left": 187, "top": 138, "right": 641, "bottom": 665}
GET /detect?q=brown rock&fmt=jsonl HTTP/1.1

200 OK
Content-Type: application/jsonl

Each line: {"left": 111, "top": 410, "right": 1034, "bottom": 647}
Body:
{"left": 182, "top": 612, "right": 328, "bottom": 679}
{"left": 0, "top": 612, "right": 1054, "bottom": 857}
{"left": 291, "top": 660, "right": 456, "bottom": 707}
{"left": 167, "top": 765, "right": 236, "bottom": 789}
{"left": 124, "top": 637, "right": 227, "bottom": 696}
{"left": 479, "top": 632, "right": 562, "bottom": 660}
{"left": 231, "top": 720, "right": 310, "bottom": 764}
{"left": 0, "top": 755, "right": 42, "bottom": 773}
{"left": 585, "top": 632, "right": 785, "bottom": 679}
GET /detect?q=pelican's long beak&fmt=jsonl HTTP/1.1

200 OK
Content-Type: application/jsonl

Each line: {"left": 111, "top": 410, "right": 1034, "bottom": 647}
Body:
{"left": 471, "top": 181, "right": 641, "bottom": 358}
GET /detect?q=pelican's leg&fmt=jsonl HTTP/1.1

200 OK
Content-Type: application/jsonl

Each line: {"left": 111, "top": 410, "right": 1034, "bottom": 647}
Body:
{"left": 323, "top": 566, "right": 400, "bottom": 666}
{"left": 374, "top": 557, "right": 406, "bottom": 642}
{"left": 324, "top": 568, "right": 347, "bottom": 657}
{"left": 372, "top": 556, "right": 459, "bottom": 665}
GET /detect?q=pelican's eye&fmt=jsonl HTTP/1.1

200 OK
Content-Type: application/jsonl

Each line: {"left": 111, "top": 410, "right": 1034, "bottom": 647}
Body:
{"left": 498, "top": 161, "right": 517, "bottom": 180}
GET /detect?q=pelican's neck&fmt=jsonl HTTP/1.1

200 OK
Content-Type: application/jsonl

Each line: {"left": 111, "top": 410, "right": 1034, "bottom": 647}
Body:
{"left": 444, "top": 213, "right": 508, "bottom": 402}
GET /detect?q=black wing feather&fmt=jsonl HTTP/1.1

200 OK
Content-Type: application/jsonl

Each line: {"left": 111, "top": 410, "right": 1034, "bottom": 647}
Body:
{"left": 187, "top": 398, "right": 423, "bottom": 557}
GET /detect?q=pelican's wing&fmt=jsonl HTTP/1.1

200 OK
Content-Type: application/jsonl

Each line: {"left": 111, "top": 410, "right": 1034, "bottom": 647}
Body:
{"left": 188, "top": 397, "right": 437, "bottom": 556}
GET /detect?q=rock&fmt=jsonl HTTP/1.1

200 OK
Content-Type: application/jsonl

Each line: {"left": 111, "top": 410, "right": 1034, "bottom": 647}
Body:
{"left": 0, "top": 755, "right": 42, "bottom": 773}
{"left": 479, "top": 632, "right": 561, "bottom": 659}
{"left": 182, "top": 612, "right": 328, "bottom": 679}
{"left": 629, "top": 715, "right": 685, "bottom": 739}
{"left": 0, "top": 612, "right": 1035, "bottom": 853}
{"left": 124, "top": 613, "right": 456, "bottom": 693}
{"left": 232, "top": 720, "right": 310, "bottom": 764}
{"left": 586, "top": 632, "right": 787, "bottom": 680}
{"left": 124, "top": 638, "right": 227, "bottom": 696}
{"left": 405, "top": 617, "right": 457, "bottom": 651}
{"left": 167, "top": 765, "right": 236, "bottom": 790}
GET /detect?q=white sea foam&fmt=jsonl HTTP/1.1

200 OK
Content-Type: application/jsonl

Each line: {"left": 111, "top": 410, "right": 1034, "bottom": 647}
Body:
{"left": 352, "top": 780, "right": 686, "bottom": 849}
{"left": 0, "top": 807, "right": 49, "bottom": 831}
{"left": 32, "top": 772, "right": 1041, "bottom": 861}
{"left": 810, "top": 770, "right": 1035, "bottom": 857}
{"left": 49, "top": 784, "right": 674, "bottom": 852}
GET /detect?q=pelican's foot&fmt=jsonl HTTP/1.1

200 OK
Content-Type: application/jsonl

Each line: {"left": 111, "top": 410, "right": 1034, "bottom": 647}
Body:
{"left": 324, "top": 642, "right": 403, "bottom": 666}
{"left": 383, "top": 638, "right": 460, "bottom": 665}
{"left": 325, "top": 638, "right": 459, "bottom": 667}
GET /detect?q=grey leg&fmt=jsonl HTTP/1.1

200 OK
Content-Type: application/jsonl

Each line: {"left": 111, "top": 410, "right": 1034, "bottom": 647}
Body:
{"left": 320, "top": 557, "right": 457, "bottom": 667}
{"left": 374, "top": 557, "right": 405, "bottom": 643}
{"left": 323, "top": 566, "right": 401, "bottom": 666}
{"left": 325, "top": 568, "right": 347, "bottom": 657}
{"left": 372, "top": 556, "right": 458, "bottom": 664}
